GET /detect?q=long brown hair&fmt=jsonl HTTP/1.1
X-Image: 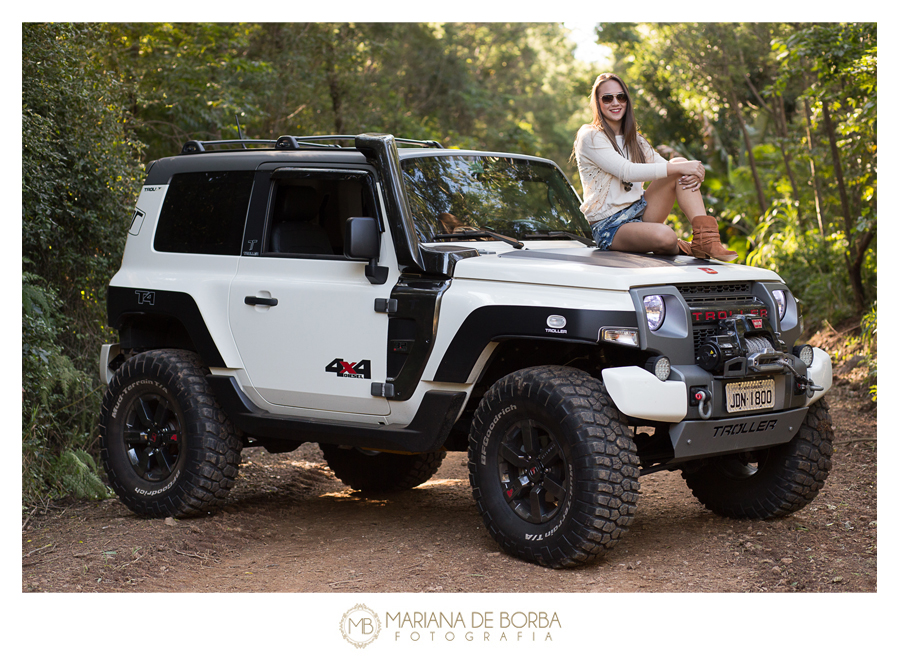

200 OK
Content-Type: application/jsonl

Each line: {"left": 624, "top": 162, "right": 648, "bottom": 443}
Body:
{"left": 589, "top": 73, "right": 646, "bottom": 164}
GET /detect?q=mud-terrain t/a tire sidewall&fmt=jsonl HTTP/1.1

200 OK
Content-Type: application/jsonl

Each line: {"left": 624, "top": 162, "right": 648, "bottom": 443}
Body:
{"left": 469, "top": 366, "right": 640, "bottom": 568}
{"left": 99, "top": 349, "right": 242, "bottom": 518}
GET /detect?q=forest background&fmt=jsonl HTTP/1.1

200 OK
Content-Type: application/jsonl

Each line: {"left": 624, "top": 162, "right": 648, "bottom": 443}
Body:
{"left": 21, "top": 22, "right": 876, "bottom": 505}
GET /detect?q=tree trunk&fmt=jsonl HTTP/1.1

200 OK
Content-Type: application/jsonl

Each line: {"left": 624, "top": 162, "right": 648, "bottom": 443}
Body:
{"left": 775, "top": 94, "right": 803, "bottom": 224}
{"left": 323, "top": 40, "right": 345, "bottom": 135}
{"left": 821, "top": 99, "right": 868, "bottom": 313}
{"left": 729, "top": 89, "right": 768, "bottom": 215}
{"left": 742, "top": 73, "right": 801, "bottom": 223}
{"left": 802, "top": 98, "right": 826, "bottom": 236}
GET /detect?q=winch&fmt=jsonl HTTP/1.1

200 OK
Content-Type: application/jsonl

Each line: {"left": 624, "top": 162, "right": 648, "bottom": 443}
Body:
{"left": 695, "top": 314, "right": 823, "bottom": 398}
{"left": 696, "top": 314, "right": 789, "bottom": 376}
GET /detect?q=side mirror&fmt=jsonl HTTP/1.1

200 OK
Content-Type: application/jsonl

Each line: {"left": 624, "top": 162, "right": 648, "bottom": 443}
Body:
{"left": 344, "top": 217, "right": 388, "bottom": 284}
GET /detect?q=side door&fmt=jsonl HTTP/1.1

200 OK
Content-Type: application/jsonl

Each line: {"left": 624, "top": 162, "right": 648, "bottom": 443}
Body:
{"left": 228, "top": 166, "right": 396, "bottom": 415}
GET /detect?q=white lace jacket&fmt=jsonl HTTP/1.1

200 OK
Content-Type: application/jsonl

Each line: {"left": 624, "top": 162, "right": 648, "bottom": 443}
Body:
{"left": 574, "top": 124, "right": 669, "bottom": 223}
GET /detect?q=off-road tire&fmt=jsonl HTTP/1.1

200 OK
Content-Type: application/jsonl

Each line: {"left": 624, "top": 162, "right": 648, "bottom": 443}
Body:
{"left": 681, "top": 398, "right": 834, "bottom": 519}
{"left": 468, "top": 366, "right": 640, "bottom": 568}
{"left": 98, "top": 349, "right": 243, "bottom": 517}
{"left": 320, "top": 445, "right": 445, "bottom": 492}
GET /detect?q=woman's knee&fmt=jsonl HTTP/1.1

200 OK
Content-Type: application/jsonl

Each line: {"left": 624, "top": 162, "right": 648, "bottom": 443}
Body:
{"left": 650, "top": 224, "right": 677, "bottom": 253}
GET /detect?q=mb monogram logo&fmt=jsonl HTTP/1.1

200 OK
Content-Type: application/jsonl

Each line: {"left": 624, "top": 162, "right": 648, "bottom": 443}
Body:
{"left": 340, "top": 604, "right": 382, "bottom": 648}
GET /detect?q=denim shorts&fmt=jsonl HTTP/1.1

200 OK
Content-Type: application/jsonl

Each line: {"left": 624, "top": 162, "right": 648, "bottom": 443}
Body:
{"left": 590, "top": 196, "right": 647, "bottom": 250}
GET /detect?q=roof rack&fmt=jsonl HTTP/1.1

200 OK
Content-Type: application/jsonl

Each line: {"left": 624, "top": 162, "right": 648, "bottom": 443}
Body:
{"left": 180, "top": 134, "right": 444, "bottom": 155}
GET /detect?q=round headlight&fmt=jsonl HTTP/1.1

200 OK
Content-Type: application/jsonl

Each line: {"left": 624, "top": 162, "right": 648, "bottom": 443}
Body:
{"left": 643, "top": 295, "right": 666, "bottom": 331}
{"left": 773, "top": 290, "right": 787, "bottom": 320}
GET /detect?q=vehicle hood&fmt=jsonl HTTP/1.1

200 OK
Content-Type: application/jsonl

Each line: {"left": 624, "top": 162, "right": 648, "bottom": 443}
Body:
{"left": 449, "top": 243, "right": 783, "bottom": 291}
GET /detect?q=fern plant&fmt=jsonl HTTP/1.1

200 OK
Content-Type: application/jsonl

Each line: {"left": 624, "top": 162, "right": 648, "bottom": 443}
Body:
{"left": 22, "top": 268, "right": 108, "bottom": 506}
{"left": 52, "top": 449, "right": 111, "bottom": 501}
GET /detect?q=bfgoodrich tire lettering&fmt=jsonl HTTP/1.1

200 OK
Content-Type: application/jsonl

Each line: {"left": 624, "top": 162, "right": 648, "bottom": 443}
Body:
{"left": 468, "top": 366, "right": 640, "bottom": 568}
{"left": 98, "top": 349, "right": 242, "bottom": 517}
{"left": 681, "top": 398, "right": 834, "bottom": 519}
{"left": 320, "top": 445, "right": 445, "bottom": 492}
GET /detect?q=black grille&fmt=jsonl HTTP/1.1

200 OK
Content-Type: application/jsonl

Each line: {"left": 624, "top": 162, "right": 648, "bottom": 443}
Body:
{"left": 677, "top": 282, "right": 752, "bottom": 298}
{"left": 678, "top": 282, "right": 763, "bottom": 358}
{"left": 692, "top": 325, "right": 718, "bottom": 354}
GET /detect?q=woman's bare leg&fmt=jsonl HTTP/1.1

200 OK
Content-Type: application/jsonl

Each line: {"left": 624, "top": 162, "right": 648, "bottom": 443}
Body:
{"left": 608, "top": 221, "right": 679, "bottom": 254}
{"left": 642, "top": 157, "right": 706, "bottom": 224}
{"left": 607, "top": 158, "right": 711, "bottom": 254}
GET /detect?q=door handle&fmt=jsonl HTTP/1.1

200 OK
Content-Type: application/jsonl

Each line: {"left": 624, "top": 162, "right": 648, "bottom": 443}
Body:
{"left": 244, "top": 296, "right": 278, "bottom": 307}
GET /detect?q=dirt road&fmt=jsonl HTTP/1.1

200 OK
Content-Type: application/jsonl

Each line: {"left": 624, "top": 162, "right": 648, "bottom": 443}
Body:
{"left": 22, "top": 369, "right": 876, "bottom": 593}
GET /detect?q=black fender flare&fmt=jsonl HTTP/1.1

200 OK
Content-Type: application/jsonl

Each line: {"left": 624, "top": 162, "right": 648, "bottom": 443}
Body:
{"left": 107, "top": 286, "right": 226, "bottom": 368}
{"left": 433, "top": 305, "right": 638, "bottom": 383}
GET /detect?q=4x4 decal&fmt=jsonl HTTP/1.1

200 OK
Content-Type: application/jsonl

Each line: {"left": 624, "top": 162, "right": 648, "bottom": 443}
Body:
{"left": 325, "top": 358, "right": 372, "bottom": 379}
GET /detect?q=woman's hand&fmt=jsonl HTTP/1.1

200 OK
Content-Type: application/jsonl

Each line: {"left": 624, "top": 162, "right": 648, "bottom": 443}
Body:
{"left": 677, "top": 160, "right": 705, "bottom": 192}
{"left": 679, "top": 173, "right": 702, "bottom": 192}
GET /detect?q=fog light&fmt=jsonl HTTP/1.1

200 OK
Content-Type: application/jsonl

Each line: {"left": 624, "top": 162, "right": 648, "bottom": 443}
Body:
{"left": 601, "top": 328, "right": 638, "bottom": 347}
{"left": 645, "top": 355, "right": 671, "bottom": 381}
{"left": 793, "top": 344, "right": 814, "bottom": 366}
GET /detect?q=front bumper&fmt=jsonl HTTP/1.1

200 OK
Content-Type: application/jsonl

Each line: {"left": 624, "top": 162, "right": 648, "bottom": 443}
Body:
{"left": 667, "top": 406, "right": 809, "bottom": 462}
{"left": 602, "top": 347, "right": 832, "bottom": 424}
{"left": 803, "top": 347, "right": 832, "bottom": 406}
{"left": 601, "top": 347, "right": 832, "bottom": 459}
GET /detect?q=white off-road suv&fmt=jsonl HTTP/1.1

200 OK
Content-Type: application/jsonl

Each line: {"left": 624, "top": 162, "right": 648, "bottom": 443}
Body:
{"left": 98, "top": 133, "right": 835, "bottom": 568}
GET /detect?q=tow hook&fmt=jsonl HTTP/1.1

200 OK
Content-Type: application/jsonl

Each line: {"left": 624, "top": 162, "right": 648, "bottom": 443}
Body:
{"left": 777, "top": 357, "right": 824, "bottom": 398}
{"left": 694, "top": 389, "right": 713, "bottom": 420}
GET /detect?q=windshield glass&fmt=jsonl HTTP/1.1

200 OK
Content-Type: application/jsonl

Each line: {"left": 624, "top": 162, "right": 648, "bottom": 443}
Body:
{"left": 401, "top": 155, "right": 590, "bottom": 242}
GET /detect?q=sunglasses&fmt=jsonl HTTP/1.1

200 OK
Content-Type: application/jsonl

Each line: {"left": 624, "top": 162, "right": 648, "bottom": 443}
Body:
{"left": 600, "top": 92, "right": 628, "bottom": 104}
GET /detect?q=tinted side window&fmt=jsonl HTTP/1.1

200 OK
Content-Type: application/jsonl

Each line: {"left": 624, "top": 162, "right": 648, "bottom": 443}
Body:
{"left": 264, "top": 172, "right": 378, "bottom": 258}
{"left": 155, "top": 171, "right": 253, "bottom": 255}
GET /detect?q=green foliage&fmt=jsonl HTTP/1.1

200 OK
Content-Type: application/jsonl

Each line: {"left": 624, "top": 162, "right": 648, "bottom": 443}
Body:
{"left": 23, "top": 24, "right": 144, "bottom": 368}
{"left": 861, "top": 301, "right": 877, "bottom": 401}
{"left": 22, "top": 268, "right": 106, "bottom": 505}
{"left": 98, "top": 23, "right": 592, "bottom": 175}
{"left": 53, "top": 450, "right": 112, "bottom": 501}
{"left": 103, "top": 23, "right": 270, "bottom": 162}
{"left": 22, "top": 270, "right": 82, "bottom": 403}
{"left": 745, "top": 210, "right": 854, "bottom": 327}
{"left": 23, "top": 23, "right": 142, "bottom": 505}
{"left": 596, "top": 22, "right": 876, "bottom": 320}
{"left": 244, "top": 23, "right": 592, "bottom": 177}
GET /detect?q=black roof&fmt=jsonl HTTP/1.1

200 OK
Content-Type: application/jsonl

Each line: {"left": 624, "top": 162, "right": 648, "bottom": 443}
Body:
{"left": 143, "top": 133, "right": 557, "bottom": 186}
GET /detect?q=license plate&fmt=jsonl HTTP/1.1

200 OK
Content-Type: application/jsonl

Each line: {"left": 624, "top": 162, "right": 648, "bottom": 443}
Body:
{"left": 725, "top": 379, "right": 775, "bottom": 413}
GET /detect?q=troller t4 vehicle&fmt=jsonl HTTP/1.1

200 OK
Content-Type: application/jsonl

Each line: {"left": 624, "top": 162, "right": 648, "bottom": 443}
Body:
{"left": 98, "top": 133, "right": 834, "bottom": 568}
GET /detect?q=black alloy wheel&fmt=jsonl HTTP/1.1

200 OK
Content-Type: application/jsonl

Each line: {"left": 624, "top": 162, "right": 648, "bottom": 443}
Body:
{"left": 122, "top": 393, "right": 186, "bottom": 483}
{"left": 99, "top": 349, "right": 243, "bottom": 518}
{"left": 496, "top": 419, "right": 568, "bottom": 524}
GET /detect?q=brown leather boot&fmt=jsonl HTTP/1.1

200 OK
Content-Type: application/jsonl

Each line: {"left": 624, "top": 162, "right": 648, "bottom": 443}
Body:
{"left": 677, "top": 239, "right": 693, "bottom": 256}
{"left": 689, "top": 215, "right": 738, "bottom": 262}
